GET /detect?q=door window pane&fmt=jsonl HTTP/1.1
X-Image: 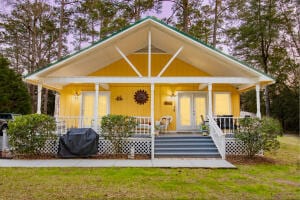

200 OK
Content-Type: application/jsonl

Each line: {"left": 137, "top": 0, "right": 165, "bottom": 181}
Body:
{"left": 98, "top": 94, "right": 108, "bottom": 117}
{"left": 180, "top": 96, "right": 191, "bottom": 126}
{"left": 194, "top": 96, "right": 206, "bottom": 126}
{"left": 83, "top": 94, "right": 94, "bottom": 127}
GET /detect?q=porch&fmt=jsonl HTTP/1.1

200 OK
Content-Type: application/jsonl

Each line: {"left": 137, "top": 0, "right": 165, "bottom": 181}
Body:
{"left": 52, "top": 115, "right": 250, "bottom": 159}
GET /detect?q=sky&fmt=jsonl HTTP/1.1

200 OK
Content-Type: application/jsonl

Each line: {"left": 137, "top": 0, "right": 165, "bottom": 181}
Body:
{"left": 145, "top": 1, "right": 173, "bottom": 19}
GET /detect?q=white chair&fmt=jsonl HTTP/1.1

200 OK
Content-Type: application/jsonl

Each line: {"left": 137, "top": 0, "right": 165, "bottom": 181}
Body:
{"left": 158, "top": 116, "right": 173, "bottom": 133}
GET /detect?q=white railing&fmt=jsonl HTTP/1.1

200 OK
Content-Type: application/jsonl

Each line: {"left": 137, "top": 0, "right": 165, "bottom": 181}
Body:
{"left": 55, "top": 116, "right": 151, "bottom": 136}
{"left": 208, "top": 115, "right": 226, "bottom": 159}
{"left": 134, "top": 116, "right": 151, "bottom": 135}
{"left": 55, "top": 116, "right": 101, "bottom": 135}
{"left": 213, "top": 116, "right": 244, "bottom": 134}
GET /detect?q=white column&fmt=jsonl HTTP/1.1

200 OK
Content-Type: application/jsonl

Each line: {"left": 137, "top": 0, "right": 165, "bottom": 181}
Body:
{"left": 94, "top": 83, "right": 99, "bottom": 130}
{"left": 208, "top": 83, "right": 213, "bottom": 117}
{"left": 256, "top": 84, "right": 261, "bottom": 119}
{"left": 37, "top": 83, "right": 42, "bottom": 114}
{"left": 148, "top": 31, "right": 151, "bottom": 77}
{"left": 150, "top": 83, "right": 155, "bottom": 160}
{"left": 54, "top": 92, "right": 60, "bottom": 120}
{"left": 2, "top": 129, "right": 8, "bottom": 152}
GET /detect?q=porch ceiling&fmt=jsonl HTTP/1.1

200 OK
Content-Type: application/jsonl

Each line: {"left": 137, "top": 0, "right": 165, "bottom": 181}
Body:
{"left": 25, "top": 17, "right": 274, "bottom": 91}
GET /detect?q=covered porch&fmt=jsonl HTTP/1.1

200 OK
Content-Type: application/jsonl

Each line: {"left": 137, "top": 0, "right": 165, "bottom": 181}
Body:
{"left": 50, "top": 79, "right": 263, "bottom": 136}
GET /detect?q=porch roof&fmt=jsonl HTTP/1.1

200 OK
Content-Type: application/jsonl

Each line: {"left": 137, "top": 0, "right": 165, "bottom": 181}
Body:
{"left": 24, "top": 17, "right": 274, "bottom": 91}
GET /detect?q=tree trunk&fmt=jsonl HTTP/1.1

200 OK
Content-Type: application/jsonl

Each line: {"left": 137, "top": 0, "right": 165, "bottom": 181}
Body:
{"left": 91, "top": 20, "right": 95, "bottom": 43}
{"left": 30, "top": 85, "right": 36, "bottom": 113}
{"left": 43, "top": 89, "right": 48, "bottom": 114}
{"left": 58, "top": 0, "right": 65, "bottom": 59}
{"left": 182, "top": 0, "right": 189, "bottom": 32}
{"left": 213, "top": 0, "right": 220, "bottom": 47}
{"left": 135, "top": 0, "right": 141, "bottom": 21}
{"left": 264, "top": 86, "right": 270, "bottom": 116}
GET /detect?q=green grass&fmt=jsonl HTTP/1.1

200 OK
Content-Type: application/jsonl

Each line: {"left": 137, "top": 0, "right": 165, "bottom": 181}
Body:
{"left": 0, "top": 135, "right": 299, "bottom": 200}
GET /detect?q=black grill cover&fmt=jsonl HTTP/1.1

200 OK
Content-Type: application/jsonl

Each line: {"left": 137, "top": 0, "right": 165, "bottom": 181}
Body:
{"left": 58, "top": 128, "right": 99, "bottom": 158}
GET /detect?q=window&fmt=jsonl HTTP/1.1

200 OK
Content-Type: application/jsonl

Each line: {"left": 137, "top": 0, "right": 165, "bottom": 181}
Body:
{"left": 214, "top": 93, "right": 231, "bottom": 115}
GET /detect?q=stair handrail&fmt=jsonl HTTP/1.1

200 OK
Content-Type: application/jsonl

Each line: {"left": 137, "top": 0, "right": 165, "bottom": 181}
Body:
{"left": 207, "top": 115, "right": 226, "bottom": 159}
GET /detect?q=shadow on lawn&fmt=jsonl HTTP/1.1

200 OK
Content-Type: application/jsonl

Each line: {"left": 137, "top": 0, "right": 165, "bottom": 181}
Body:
{"left": 226, "top": 155, "right": 276, "bottom": 165}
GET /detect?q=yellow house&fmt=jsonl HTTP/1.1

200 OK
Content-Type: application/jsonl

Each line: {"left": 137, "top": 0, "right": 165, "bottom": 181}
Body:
{"left": 25, "top": 17, "right": 274, "bottom": 159}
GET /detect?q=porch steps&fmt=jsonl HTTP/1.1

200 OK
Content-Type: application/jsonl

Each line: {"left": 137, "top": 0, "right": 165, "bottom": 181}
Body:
{"left": 154, "top": 135, "right": 221, "bottom": 158}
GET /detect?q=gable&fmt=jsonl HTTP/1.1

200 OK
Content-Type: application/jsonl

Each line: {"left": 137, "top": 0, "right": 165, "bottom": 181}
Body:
{"left": 25, "top": 17, "right": 274, "bottom": 91}
{"left": 90, "top": 54, "right": 210, "bottom": 77}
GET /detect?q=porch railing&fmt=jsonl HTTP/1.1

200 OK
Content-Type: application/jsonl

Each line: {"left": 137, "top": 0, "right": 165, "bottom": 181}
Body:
{"left": 208, "top": 115, "right": 226, "bottom": 159}
{"left": 134, "top": 116, "right": 151, "bottom": 135}
{"left": 55, "top": 116, "right": 151, "bottom": 136}
{"left": 55, "top": 116, "right": 101, "bottom": 135}
{"left": 213, "top": 116, "right": 245, "bottom": 134}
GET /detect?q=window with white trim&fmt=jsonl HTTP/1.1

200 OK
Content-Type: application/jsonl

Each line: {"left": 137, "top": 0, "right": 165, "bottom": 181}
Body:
{"left": 214, "top": 93, "right": 232, "bottom": 115}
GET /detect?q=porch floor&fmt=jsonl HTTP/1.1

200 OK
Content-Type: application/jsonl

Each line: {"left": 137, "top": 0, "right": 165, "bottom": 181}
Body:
{"left": 0, "top": 158, "right": 236, "bottom": 168}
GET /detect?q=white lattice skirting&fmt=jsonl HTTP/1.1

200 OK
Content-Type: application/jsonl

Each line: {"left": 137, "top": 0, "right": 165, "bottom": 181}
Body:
{"left": 40, "top": 137, "right": 248, "bottom": 156}
{"left": 39, "top": 138, "right": 151, "bottom": 155}
{"left": 225, "top": 138, "right": 247, "bottom": 155}
{"left": 98, "top": 138, "right": 151, "bottom": 154}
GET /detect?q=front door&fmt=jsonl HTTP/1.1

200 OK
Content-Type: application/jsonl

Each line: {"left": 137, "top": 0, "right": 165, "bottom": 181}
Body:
{"left": 81, "top": 92, "right": 110, "bottom": 127}
{"left": 177, "top": 92, "right": 207, "bottom": 130}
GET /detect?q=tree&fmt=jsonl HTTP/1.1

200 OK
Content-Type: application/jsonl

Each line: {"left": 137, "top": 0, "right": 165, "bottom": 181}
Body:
{"left": 0, "top": 55, "right": 31, "bottom": 114}
{"left": 120, "top": 0, "right": 162, "bottom": 22}
{"left": 74, "top": 0, "right": 126, "bottom": 43}
{"left": 164, "top": 0, "right": 227, "bottom": 48}
{"left": 0, "top": 0, "right": 64, "bottom": 113}
{"left": 228, "top": 0, "right": 299, "bottom": 131}
{"left": 72, "top": 17, "right": 89, "bottom": 50}
{"left": 227, "top": 0, "right": 285, "bottom": 116}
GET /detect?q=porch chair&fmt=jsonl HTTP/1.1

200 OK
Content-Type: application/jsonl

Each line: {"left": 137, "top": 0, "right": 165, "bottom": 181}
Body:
{"left": 158, "top": 116, "right": 173, "bottom": 133}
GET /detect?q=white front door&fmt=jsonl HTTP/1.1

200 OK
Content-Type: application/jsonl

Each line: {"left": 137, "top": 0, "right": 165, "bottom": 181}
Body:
{"left": 177, "top": 92, "right": 207, "bottom": 130}
{"left": 81, "top": 92, "right": 110, "bottom": 127}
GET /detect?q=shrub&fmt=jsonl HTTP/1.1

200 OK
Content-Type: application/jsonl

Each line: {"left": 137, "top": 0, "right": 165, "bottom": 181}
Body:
{"left": 101, "top": 115, "right": 137, "bottom": 154}
{"left": 235, "top": 117, "right": 283, "bottom": 157}
{"left": 7, "top": 114, "right": 56, "bottom": 155}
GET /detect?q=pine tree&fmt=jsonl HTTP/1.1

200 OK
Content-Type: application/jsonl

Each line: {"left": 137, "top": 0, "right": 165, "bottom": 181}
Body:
{"left": 227, "top": 0, "right": 299, "bottom": 130}
{"left": 227, "top": 0, "right": 284, "bottom": 116}
{"left": 0, "top": 54, "right": 31, "bottom": 114}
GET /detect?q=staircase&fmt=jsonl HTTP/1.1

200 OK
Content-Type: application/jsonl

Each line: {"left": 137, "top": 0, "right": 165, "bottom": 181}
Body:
{"left": 154, "top": 135, "right": 221, "bottom": 158}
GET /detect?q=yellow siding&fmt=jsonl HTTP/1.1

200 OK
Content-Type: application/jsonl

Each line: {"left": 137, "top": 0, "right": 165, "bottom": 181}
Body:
{"left": 90, "top": 54, "right": 210, "bottom": 77}
{"left": 59, "top": 53, "right": 241, "bottom": 131}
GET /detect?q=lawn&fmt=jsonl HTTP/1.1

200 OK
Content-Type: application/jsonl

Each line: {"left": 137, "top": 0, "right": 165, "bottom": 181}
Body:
{"left": 0, "top": 135, "right": 299, "bottom": 200}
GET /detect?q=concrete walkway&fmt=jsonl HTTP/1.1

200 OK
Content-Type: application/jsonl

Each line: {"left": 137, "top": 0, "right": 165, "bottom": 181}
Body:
{"left": 0, "top": 158, "right": 236, "bottom": 168}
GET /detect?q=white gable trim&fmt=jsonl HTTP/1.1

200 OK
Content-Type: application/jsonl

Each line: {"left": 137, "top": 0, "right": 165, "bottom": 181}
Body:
{"left": 40, "top": 76, "right": 258, "bottom": 84}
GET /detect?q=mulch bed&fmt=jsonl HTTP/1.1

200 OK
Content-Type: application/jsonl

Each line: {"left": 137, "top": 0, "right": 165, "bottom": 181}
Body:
{"left": 226, "top": 155, "right": 276, "bottom": 165}
{"left": 9, "top": 153, "right": 150, "bottom": 160}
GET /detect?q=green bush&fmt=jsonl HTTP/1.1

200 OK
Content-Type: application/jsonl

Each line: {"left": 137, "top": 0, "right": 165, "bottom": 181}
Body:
{"left": 7, "top": 114, "right": 56, "bottom": 155}
{"left": 101, "top": 115, "right": 137, "bottom": 154}
{"left": 235, "top": 117, "right": 283, "bottom": 157}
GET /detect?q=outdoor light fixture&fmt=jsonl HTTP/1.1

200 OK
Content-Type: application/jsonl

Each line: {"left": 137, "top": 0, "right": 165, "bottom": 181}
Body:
{"left": 170, "top": 92, "right": 176, "bottom": 112}
{"left": 73, "top": 90, "right": 81, "bottom": 99}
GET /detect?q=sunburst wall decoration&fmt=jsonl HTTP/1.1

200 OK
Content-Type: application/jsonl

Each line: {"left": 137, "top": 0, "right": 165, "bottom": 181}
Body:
{"left": 134, "top": 90, "right": 149, "bottom": 105}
